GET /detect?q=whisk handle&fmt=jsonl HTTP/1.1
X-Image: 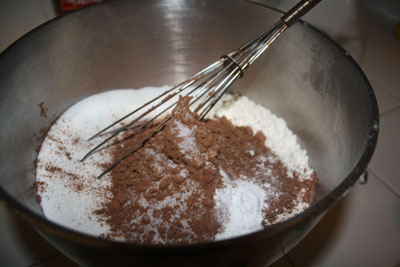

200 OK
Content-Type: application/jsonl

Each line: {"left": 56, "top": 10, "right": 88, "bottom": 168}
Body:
{"left": 281, "top": 0, "right": 322, "bottom": 27}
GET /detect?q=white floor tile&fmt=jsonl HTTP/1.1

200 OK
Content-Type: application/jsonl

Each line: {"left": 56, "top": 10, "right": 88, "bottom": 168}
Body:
{"left": 369, "top": 108, "right": 400, "bottom": 196}
{"left": 370, "top": 80, "right": 400, "bottom": 115}
{"left": 286, "top": 172, "right": 400, "bottom": 267}
{"left": 0, "top": 204, "right": 70, "bottom": 267}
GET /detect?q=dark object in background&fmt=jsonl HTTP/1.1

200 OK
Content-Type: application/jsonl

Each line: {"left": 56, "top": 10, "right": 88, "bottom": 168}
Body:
{"left": 57, "top": 0, "right": 104, "bottom": 14}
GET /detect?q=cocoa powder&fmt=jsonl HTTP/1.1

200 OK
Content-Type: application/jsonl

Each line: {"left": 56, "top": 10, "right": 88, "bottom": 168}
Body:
{"left": 38, "top": 102, "right": 48, "bottom": 118}
{"left": 95, "top": 96, "right": 317, "bottom": 244}
{"left": 36, "top": 131, "right": 90, "bottom": 194}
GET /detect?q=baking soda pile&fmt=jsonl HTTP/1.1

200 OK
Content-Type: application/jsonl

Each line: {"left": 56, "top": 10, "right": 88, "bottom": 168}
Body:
{"left": 35, "top": 87, "right": 316, "bottom": 244}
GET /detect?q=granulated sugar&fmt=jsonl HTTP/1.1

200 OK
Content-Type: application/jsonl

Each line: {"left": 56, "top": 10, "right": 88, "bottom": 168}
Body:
{"left": 36, "top": 87, "right": 171, "bottom": 236}
{"left": 36, "top": 87, "right": 316, "bottom": 242}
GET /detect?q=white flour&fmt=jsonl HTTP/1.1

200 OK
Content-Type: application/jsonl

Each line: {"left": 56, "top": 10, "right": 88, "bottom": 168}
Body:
{"left": 214, "top": 169, "right": 267, "bottom": 240}
{"left": 207, "top": 94, "right": 313, "bottom": 181}
{"left": 36, "top": 86, "right": 314, "bottom": 240}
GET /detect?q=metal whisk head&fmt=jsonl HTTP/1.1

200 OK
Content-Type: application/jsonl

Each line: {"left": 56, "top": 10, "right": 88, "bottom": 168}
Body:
{"left": 82, "top": 0, "right": 321, "bottom": 178}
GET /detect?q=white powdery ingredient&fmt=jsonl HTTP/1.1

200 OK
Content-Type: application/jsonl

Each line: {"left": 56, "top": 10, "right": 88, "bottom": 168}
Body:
{"left": 208, "top": 94, "right": 313, "bottom": 181}
{"left": 208, "top": 94, "right": 314, "bottom": 239}
{"left": 37, "top": 86, "right": 314, "bottom": 240}
{"left": 36, "top": 86, "right": 171, "bottom": 237}
{"left": 215, "top": 170, "right": 267, "bottom": 240}
{"left": 172, "top": 120, "right": 201, "bottom": 160}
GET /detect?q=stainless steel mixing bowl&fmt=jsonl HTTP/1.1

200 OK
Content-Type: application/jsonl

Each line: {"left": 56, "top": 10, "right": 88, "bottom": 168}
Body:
{"left": 0, "top": 0, "right": 378, "bottom": 266}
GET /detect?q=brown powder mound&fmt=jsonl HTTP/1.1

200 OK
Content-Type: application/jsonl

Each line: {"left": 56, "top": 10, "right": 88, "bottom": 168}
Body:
{"left": 95, "top": 96, "right": 317, "bottom": 244}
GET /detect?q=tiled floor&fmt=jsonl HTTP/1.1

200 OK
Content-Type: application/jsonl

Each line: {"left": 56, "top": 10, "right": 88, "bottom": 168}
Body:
{"left": 269, "top": 1, "right": 400, "bottom": 266}
{"left": 1, "top": 1, "right": 399, "bottom": 266}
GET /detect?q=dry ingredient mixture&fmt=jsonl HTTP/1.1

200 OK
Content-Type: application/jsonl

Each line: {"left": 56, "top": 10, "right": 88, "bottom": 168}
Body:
{"left": 35, "top": 87, "right": 317, "bottom": 244}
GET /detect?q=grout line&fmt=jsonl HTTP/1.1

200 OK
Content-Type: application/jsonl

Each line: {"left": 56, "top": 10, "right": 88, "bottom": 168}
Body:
{"left": 26, "top": 252, "right": 61, "bottom": 267}
{"left": 370, "top": 78, "right": 400, "bottom": 103}
{"left": 284, "top": 254, "right": 296, "bottom": 267}
{"left": 279, "top": 238, "right": 296, "bottom": 267}
{"left": 367, "top": 168, "right": 400, "bottom": 198}
{"left": 380, "top": 105, "right": 400, "bottom": 117}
